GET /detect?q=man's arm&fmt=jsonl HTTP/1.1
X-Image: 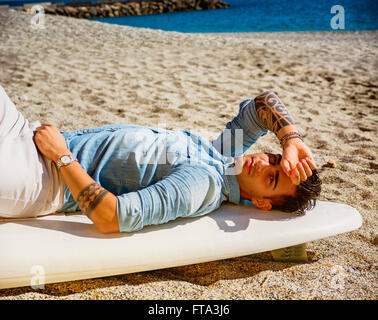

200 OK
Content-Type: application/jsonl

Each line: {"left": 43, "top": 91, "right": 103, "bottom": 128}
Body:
{"left": 254, "top": 90, "right": 298, "bottom": 141}
{"left": 116, "top": 164, "right": 222, "bottom": 232}
{"left": 58, "top": 161, "right": 119, "bottom": 233}
{"left": 34, "top": 124, "right": 119, "bottom": 233}
{"left": 254, "top": 90, "right": 317, "bottom": 184}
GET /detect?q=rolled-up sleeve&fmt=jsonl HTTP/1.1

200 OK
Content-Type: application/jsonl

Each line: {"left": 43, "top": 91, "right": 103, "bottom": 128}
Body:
{"left": 211, "top": 99, "right": 268, "bottom": 157}
{"left": 116, "top": 164, "right": 222, "bottom": 233}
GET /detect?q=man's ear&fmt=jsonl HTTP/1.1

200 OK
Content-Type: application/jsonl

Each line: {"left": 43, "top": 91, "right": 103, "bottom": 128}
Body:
{"left": 251, "top": 197, "right": 272, "bottom": 211}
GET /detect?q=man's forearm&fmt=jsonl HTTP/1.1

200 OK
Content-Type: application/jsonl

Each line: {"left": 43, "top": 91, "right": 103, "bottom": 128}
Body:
{"left": 58, "top": 158, "right": 119, "bottom": 233}
{"left": 254, "top": 90, "right": 300, "bottom": 141}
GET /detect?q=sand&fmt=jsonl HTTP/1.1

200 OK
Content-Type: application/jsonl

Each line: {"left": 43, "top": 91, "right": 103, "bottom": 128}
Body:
{"left": 0, "top": 8, "right": 377, "bottom": 300}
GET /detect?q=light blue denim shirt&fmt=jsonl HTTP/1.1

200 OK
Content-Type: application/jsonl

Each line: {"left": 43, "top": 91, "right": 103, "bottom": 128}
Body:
{"left": 60, "top": 99, "right": 268, "bottom": 232}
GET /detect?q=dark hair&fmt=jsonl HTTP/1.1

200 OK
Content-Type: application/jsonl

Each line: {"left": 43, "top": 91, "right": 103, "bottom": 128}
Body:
{"left": 271, "top": 169, "right": 322, "bottom": 215}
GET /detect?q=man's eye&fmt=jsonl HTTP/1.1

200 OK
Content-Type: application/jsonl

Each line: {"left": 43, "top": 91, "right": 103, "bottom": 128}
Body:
{"left": 269, "top": 175, "right": 274, "bottom": 184}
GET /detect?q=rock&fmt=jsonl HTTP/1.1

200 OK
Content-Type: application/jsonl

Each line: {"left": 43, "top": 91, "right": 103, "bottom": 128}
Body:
{"left": 216, "top": 1, "right": 228, "bottom": 8}
{"left": 88, "top": 7, "right": 97, "bottom": 16}
{"left": 140, "top": 2, "right": 149, "bottom": 15}
{"left": 120, "top": 6, "right": 129, "bottom": 15}
{"left": 129, "top": 2, "right": 140, "bottom": 9}
{"left": 96, "top": 7, "right": 102, "bottom": 16}
{"left": 64, "top": 6, "right": 78, "bottom": 16}
{"left": 55, "top": 7, "right": 65, "bottom": 15}
{"left": 128, "top": 2, "right": 141, "bottom": 15}
{"left": 103, "top": 4, "right": 111, "bottom": 14}
{"left": 369, "top": 162, "right": 378, "bottom": 170}
{"left": 78, "top": 6, "right": 88, "bottom": 14}
{"left": 324, "top": 76, "right": 335, "bottom": 82}
{"left": 44, "top": 7, "right": 56, "bottom": 15}
{"left": 326, "top": 159, "right": 337, "bottom": 168}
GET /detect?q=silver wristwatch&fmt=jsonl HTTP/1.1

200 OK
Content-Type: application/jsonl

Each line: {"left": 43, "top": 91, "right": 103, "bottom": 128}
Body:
{"left": 56, "top": 154, "right": 77, "bottom": 169}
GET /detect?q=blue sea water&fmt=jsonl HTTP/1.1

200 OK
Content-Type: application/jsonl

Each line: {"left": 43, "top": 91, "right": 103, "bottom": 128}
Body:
{"left": 90, "top": 0, "right": 378, "bottom": 32}
{"left": 3, "top": 0, "right": 378, "bottom": 32}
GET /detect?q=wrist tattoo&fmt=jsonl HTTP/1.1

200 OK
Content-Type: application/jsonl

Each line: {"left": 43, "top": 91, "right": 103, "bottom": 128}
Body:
{"left": 76, "top": 183, "right": 109, "bottom": 218}
{"left": 254, "top": 90, "right": 294, "bottom": 134}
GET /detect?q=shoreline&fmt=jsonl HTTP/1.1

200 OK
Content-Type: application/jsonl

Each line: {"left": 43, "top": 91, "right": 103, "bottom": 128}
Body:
{"left": 202, "top": 30, "right": 378, "bottom": 36}
{"left": 0, "top": 9, "right": 377, "bottom": 299}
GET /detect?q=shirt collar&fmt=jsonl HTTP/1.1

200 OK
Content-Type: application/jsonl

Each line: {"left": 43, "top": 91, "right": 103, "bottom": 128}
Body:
{"left": 222, "top": 158, "right": 240, "bottom": 205}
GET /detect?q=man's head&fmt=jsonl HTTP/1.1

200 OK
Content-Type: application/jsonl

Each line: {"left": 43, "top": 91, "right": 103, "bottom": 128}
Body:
{"left": 236, "top": 153, "right": 321, "bottom": 215}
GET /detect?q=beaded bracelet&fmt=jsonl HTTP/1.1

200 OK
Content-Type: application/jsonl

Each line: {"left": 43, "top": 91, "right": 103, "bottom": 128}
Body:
{"left": 280, "top": 132, "right": 303, "bottom": 147}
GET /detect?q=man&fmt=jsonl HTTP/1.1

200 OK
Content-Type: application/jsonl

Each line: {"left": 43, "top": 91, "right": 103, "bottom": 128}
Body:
{"left": 0, "top": 86, "right": 321, "bottom": 233}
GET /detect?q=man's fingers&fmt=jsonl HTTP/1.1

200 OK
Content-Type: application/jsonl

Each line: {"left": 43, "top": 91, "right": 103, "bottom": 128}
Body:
{"left": 281, "top": 159, "right": 292, "bottom": 176}
{"left": 297, "top": 162, "right": 307, "bottom": 182}
{"left": 35, "top": 123, "right": 53, "bottom": 130}
{"left": 301, "top": 159, "right": 313, "bottom": 177}
{"left": 289, "top": 158, "right": 298, "bottom": 171}
{"left": 256, "top": 160, "right": 269, "bottom": 172}
{"left": 306, "top": 157, "right": 317, "bottom": 170}
{"left": 290, "top": 168, "right": 301, "bottom": 185}
{"left": 35, "top": 124, "right": 49, "bottom": 131}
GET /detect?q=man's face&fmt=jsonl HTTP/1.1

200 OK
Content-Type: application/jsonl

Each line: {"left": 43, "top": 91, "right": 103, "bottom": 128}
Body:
{"left": 236, "top": 153, "right": 297, "bottom": 210}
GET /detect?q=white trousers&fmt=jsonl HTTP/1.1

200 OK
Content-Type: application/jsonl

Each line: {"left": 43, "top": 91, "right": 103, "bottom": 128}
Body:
{"left": 0, "top": 86, "right": 64, "bottom": 218}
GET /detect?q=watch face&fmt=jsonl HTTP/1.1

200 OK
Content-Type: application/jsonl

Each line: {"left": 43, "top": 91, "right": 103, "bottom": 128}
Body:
{"left": 61, "top": 155, "right": 71, "bottom": 164}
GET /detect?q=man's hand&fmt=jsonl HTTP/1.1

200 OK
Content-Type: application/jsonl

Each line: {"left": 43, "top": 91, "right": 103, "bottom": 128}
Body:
{"left": 281, "top": 138, "right": 317, "bottom": 185}
{"left": 33, "top": 124, "right": 70, "bottom": 163}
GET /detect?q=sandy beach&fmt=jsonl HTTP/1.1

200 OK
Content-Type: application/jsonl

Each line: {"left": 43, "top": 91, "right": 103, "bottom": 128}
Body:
{"left": 0, "top": 8, "right": 377, "bottom": 299}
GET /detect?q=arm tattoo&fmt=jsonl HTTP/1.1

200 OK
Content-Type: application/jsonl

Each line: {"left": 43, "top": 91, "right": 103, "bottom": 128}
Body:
{"left": 254, "top": 90, "right": 295, "bottom": 134}
{"left": 76, "top": 183, "right": 109, "bottom": 218}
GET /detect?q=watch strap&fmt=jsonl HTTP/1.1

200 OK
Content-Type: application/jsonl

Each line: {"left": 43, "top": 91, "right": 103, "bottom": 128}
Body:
{"left": 56, "top": 154, "right": 77, "bottom": 169}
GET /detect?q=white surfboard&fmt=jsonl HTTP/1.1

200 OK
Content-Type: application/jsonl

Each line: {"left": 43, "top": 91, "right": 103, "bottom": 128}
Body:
{"left": 0, "top": 200, "right": 362, "bottom": 290}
